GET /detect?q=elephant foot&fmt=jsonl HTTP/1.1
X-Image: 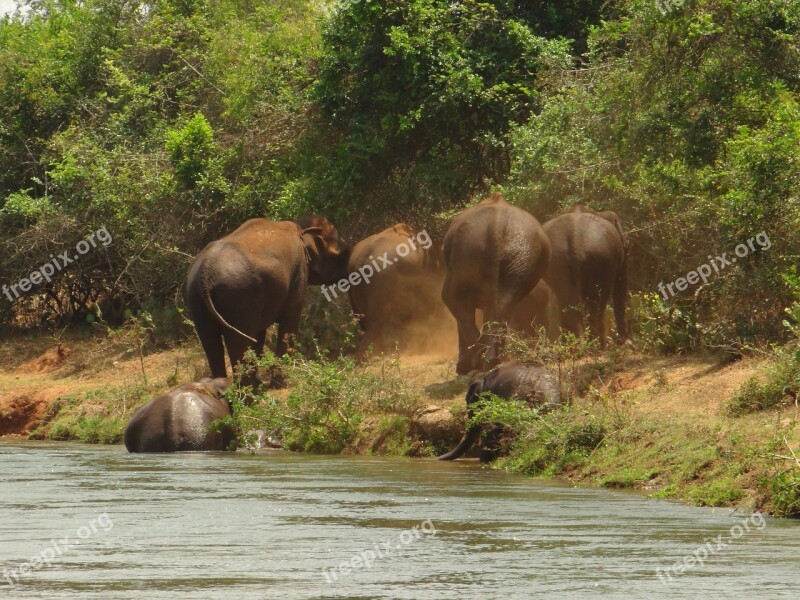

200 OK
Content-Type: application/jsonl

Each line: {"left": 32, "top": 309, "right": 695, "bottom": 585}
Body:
{"left": 479, "top": 448, "right": 499, "bottom": 463}
{"left": 456, "top": 354, "right": 480, "bottom": 376}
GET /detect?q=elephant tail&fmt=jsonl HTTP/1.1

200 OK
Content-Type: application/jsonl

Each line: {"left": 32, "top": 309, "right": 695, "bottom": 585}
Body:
{"left": 200, "top": 274, "right": 257, "bottom": 344}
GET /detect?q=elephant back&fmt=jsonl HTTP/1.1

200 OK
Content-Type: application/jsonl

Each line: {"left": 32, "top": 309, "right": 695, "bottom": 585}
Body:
{"left": 482, "top": 363, "right": 561, "bottom": 412}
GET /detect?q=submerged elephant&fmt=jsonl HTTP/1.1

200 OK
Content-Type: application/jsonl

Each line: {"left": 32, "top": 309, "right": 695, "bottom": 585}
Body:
{"left": 542, "top": 206, "right": 628, "bottom": 346}
{"left": 124, "top": 378, "right": 234, "bottom": 453}
{"left": 344, "top": 223, "right": 447, "bottom": 357}
{"left": 185, "top": 216, "right": 350, "bottom": 386}
{"left": 442, "top": 192, "right": 550, "bottom": 374}
{"left": 438, "top": 362, "right": 561, "bottom": 462}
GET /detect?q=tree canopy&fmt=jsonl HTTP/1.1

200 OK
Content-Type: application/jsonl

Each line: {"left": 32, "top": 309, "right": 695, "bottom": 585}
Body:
{"left": 0, "top": 0, "right": 798, "bottom": 345}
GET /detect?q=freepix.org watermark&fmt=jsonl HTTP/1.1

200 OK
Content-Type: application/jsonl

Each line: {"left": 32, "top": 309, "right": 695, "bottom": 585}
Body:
{"left": 656, "top": 513, "right": 766, "bottom": 583}
{"left": 2, "top": 512, "right": 114, "bottom": 587}
{"left": 657, "top": 231, "right": 771, "bottom": 300}
{"left": 317, "top": 0, "right": 370, "bottom": 18}
{"left": 322, "top": 518, "right": 436, "bottom": 583}
{"left": 655, "top": 0, "right": 686, "bottom": 16}
{"left": 321, "top": 229, "right": 433, "bottom": 302}
{"left": 2, "top": 226, "right": 112, "bottom": 302}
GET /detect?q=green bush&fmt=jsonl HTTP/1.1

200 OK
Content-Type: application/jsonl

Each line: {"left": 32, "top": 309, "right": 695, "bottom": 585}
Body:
{"left": 725, "top": 350, "right": 800, "bottom": 415}
{"left": 687, "top": 477, "right": 745, "bottom": 507}
{"left": 466, "top": 393, "right": 604, "bottom": 476}
{"left": 635, "top": 293, "right": 701, "bottom": 354}
{"left": 45, "top": 414, "right": 126, "bottom": 444}
{"left": 770, "top": 471, "right": 800, "bottom": 517}
{"left": 222, "top": 351, "right": 419, "bottom": 454}
{"left": 726, "top": 298, "right": 800, "bottom": 415}
{"left": 166, "top": 113, "right": 215, "bottom": 188}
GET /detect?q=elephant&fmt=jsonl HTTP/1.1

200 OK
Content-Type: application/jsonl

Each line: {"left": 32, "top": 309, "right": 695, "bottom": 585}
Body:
{"left": 124, "top": 378, "right": 235, "bottom": 452}
{"left": 542, "top": 206, "right": 628, "bottom": 346}
{"left": 342, "top": 223, "right": 448, "bottom": 357}
{"left": 185, "top": 216, "right": 350, "bottom": 387}
{"left": 438, "top": 362, "right": 561, "bottom": 462}
{"left": 510, "top": 280, "right": 560, "bottom": 340}
{"left": 442, "top": 192, "right": 550, "bottom": 374}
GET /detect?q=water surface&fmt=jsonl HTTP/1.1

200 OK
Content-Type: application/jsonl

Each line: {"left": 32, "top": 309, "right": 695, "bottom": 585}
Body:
{"left": 1, "top": 441, "right": 798, "bottom": 599}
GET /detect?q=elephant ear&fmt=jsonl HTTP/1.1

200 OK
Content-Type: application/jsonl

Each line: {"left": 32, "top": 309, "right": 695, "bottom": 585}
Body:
{"left": 464, "top": 379, "right": 485, "bottom": 409}
{"left": 301, "top": 226, "right": 342, "bottom": 285}
{"left": 301, "top": 226, "right": 324, "bottom": 264}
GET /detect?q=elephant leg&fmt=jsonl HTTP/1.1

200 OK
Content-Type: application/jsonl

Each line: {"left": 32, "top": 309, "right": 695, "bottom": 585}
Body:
{"left": 586, "top": 288, "right": 611, "bottom": 349}
{"left": 268, "top": 306, "right": 302, "bottom": 388}
{"left": 276, "top": 306, "right": 301, "bottom": 357}
{"left": 224, "top": 331, "right": 260, "bottom": 389}
{"left": 479, "top": 426, "right": 503, "bottom": 463}
{"left": 484, "top": 288, "right": 531, "bottom": 368}
{"left": 612, "top": 263, "right": 629, "bottom": 342}
{"left": 355, "top": 317, "right": 385, "bottom": 361}
{"left": 481, "top": 309, "right": 506, "bottom": 369}
{"left": 449, "top": 304, "right": 481, "bottom": 375}
{"left": 195, "top": 319, "right": 227, "bottom": 379}
{"left": 443, "top": 281, "right": 481, "bottom": 374}
{"left": 548, "top": 277, "right": 584, "bottom": 339}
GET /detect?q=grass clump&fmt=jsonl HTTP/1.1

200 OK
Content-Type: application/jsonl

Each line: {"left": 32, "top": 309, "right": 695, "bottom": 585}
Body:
{"left": 687, "top": 476, "right": 745, "bottom": 507}
{"left": 726, "top": 349, "right": 799, "bottom": 415}
{"left": 46, "top": 414, "right": 127, "bottom": 444}
{"left": 223, "top": 352, "right": 420, "bottom": 454}
{"left": 32, "top": 383, "right": 151, "bottom": 444}
{"left": 464, "top": 391, "right": 605, "bottom": 477}
{"left": 770, "top": 470, "right": 800, "bottom": 517}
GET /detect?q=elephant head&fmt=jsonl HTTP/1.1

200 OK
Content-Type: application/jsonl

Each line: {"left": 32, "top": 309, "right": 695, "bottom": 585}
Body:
{"left": 297, "top": 215, "right": 351, "bottom": 286}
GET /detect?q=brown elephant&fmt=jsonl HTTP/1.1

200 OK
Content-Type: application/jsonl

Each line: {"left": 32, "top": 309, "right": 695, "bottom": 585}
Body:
{"left": 339, "top": 223, "right": 447, "bottom": 357}
{"left": 124, "top": 378, "right": 234, "bottom": 453}
{"left": 542, "top": 206, "right": 628, "bottom": 346}
{"left": 438, "top": 362, "right": 561, "bottom": 462}
{"left": 510, "top": 280, "right": 560, "bottom": 340}
{"left": 185, "top": 216, "right": 349, "bottom": 387}
{"left": 442, "top": 192, "right": 550, "bottom": 374}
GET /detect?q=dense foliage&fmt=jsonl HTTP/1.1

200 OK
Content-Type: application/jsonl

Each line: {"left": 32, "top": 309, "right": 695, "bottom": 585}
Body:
{"left": 1, "top": 0, "right": 799, "bottom": 348}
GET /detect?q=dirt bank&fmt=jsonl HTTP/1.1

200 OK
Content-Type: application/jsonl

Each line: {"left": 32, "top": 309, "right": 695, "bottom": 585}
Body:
{"left": 1, "top": 330, "right": 797, "bottom": 515}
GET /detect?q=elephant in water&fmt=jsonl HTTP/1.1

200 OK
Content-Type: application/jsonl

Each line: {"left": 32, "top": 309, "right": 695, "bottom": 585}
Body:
{"left": 438, "top": 363, "right": 561, "bottom": 462}
{"left": 344, "top": 223, "right": 448, "bottom": 357}
{"left": 124, "top": 378, "right": 234, "bottom": 453}
{"left": 542, "top": 206, "right": 628, "bottom": 346}
{"left": 442, "top": 192, "right": 550, "bottom": 374}
{"left": 185, "top": 216, "right": 350, "bottom": 387}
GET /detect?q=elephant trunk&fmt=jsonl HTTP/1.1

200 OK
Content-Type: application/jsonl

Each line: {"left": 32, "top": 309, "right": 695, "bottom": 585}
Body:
{"left": 437, "top": 424, "right": 481, "bottom": 460}
{"left": 437, "top": 379, "right": 484, "bottom": 461}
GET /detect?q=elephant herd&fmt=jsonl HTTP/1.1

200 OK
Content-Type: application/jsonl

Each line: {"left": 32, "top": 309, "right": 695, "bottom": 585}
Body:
{"left": 124, "top": 193, "right": 629, "bottom": 456}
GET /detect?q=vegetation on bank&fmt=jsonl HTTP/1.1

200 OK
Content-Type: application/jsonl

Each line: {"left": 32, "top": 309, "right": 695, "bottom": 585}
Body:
{"left": 218, "top": 351, "right": 431, "bottom": 456}
{"left": 470, "top": 352, "right": 800, "bottom": 517}
{"left": 2, "top": 313, "right": 800, "bottom": 516}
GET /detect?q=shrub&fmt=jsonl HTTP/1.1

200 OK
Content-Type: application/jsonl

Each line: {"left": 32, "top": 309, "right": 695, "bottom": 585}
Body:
{"left": 726, "top": 355, "right": 799, "bottom": 416}
{"left": 222, "top": 351, "right": 419, "bottom": 454}
{"left": 635, "top": 293, "right": 701, "bottom": 354}
{"left": 770, "top": 471, "right": 800, "bottom": 517}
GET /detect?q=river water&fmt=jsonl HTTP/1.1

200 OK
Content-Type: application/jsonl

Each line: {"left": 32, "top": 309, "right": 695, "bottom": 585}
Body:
{"left": 1, "top": 440, "right": 798, "bottom": 599}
